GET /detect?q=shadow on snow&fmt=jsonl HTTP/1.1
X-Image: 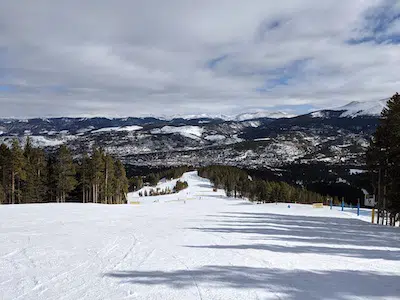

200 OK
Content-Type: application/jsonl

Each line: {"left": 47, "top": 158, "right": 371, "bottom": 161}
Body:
{"left": 106, "top": 210, "right": 400, "bottom": 299}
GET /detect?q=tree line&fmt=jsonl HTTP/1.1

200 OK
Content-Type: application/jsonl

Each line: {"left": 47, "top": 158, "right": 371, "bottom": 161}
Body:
{"left": 138, "top": 180, "right": 189, "bottom": 197}
{"left": 129, "top": 166, "right": 191, "bottom": 192}
{"left": 367, "top": 92, "right": 400, "bottom": 226}
{"left": 199, "top": 165, "right": 325, "bottom": 204}
{"left": 0, "top": 138, "right": 128, "bottom": 204}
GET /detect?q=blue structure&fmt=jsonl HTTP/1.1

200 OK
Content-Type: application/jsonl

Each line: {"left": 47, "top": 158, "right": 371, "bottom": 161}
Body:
{"left": 341, "top": 199, "right": 344, "bottom": 211}
{"left": 357, "top": 199, "right": 360, "bottom": 216}
{"left": 330, "top": 198, "right": 332, "bottom": 210}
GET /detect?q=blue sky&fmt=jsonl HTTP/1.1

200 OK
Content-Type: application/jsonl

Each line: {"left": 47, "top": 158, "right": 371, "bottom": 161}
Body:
{"left": 0, "top": 0, "right": 399, "bottom": 118}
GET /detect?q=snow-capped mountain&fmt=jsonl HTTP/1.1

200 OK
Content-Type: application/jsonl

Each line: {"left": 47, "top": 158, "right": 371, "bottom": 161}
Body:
{"left": 311, "top": 99, "right": 387, "bottom": 119}
{"left": 334, "top": 99, "right": 387, "bottom": 118}
{"left": 234, "top": 111, "right": 295, "bottom": 121}
{"left": 160, "top": 110, "right": 296, "bottom": 121}
{"left": 0, "top": 102, "right": 382, "bottom": 168}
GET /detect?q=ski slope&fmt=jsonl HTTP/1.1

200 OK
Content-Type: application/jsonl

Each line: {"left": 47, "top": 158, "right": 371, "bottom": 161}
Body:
{"left": 0, "top": 171, "right": 399, "bottom": 300}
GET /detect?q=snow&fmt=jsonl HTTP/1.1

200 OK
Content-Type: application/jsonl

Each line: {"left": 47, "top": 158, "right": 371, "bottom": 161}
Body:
{"left": 311, "top": 111, "right": 328, "bottom": 118}
{"left": 127, "top": 173, "right": 192, "bottom": 204}
{"left": 350, "top": 169, "right": 367, "bottom": 175}
{"left": 165, "top": 111, "right": 295, "bottom": 121}
{"left": 151, "top": 126, "right": 204, "bottom": 140}
{"left": 204, "top": 134, "right": 226, "bottom": 141}
{"left": 29, "top": 136, "right": 65, "bottom": 147}
{"left": 92, "top": 126, "right": 143, "bottom": 133}
{"left": 235, "top": 111, "right": 295, "bottom": 121}
{"left": 1, "top": 171, "right": 399, "bottom": 300}
{"left": 336, "top": 99, "right": 387, "bottom": 118}
{"left": 241, "top": 120, "right": 261, "bottom": 128}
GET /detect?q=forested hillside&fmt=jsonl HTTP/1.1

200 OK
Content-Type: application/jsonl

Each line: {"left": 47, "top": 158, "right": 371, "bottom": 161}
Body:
{"left": 0, "top": 138, "right": 128, "bottom": 204}
{"left": 199, "top": 165, "right": 326, "bottom": 204}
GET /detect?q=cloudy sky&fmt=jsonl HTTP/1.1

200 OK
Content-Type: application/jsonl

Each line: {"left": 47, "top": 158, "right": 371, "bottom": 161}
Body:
{"left": 0, "top": 0, "right": 399, "bottom": 118}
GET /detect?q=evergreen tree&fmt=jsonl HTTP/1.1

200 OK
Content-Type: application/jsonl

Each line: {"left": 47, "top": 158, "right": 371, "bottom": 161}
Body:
{"left": 104, "top": 154, "right": 115, "bottom": 204}
{"left": 367, "top": 92, "right": 400, "bottom": 223}
{"left": 114, "top": 160, "right": 128, "bottom": 204}
{"left": 10, "top": 140, "right": 26, "bottom": 204}
{"left": 0, "top": 144, "right": 11, "bottom": 203}
{"left": 23, "top": 138, "right": 47, "bottom": 203}
{"left": 90, "top": 148, "right": 105, "bottom": 203}
{"left": 54, "top": 145, "right": 77, "bottom": 202}
{"left": 0, "top": 182, "right": 4, "bottom": 204}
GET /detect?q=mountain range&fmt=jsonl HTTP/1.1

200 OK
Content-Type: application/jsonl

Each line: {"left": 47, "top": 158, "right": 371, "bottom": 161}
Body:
{"left": 0, "top": 99, "right": 385, "bottom": 169}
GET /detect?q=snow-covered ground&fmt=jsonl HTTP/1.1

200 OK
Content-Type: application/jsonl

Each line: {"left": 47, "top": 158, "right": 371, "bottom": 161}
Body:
{"left": 150, "top": 126, "right": 204, "bottom": 139}
{"left": 1, "top": 171, "right": 399, "bottom": 300}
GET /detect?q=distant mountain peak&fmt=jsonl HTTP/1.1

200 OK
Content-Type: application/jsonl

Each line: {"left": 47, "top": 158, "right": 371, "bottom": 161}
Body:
{"left": 330, "top": 99, "right": 387, "bottom": 118}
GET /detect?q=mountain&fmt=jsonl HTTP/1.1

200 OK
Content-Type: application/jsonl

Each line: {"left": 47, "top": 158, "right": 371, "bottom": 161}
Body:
{"left": 0, "top": 100, "right": 385, "bottom": 169}
{"left": 234, "top": 111, "right": 295, "bottom": 121}
{"left": 312, "top": 99, "right": 387, "bottom": 118}
{"left": 334, "top": 99, "right": 387, "bottom": 117}
{"left": 167, "top": 110, "right": 295, "bottom": 121}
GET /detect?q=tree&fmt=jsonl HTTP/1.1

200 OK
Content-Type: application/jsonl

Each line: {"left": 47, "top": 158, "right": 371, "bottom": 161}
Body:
{"left": 114, "top": 160, "right": 128, "bottom": 204}
{"left": 0, "top": 144, "right": 11, "bottom": 203}
{"left": 0, "top": 184, "right": 4, "bottom": 204}
{"left": 173, "top": 180, "right": 188, "bottom": 193}
{"left": 10, "top": 140, "right": 26, "bottom": 204}
{"left": 147, "top": 173, "right": 159, "bottom": 186}
{"left": 54, "top": 145, "right": 77, "bottom": 202}
{"left": 89, "top": 148, "right": 105, "bottom": 203}
{"left": 79, "top": 154, "right": 91, "bottom": 203}
{"left": 23, "top": 138, "right": 47, "bottom": 203}
{"left": 104, "top": 154, "right": 115, "bottom": 204}
{"left": 367, "top": 93, "right": 400, "bottom": 225}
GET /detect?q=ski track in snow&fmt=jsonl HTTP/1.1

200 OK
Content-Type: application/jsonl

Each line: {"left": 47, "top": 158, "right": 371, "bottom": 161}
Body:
{"left": 0, "top": 171, "right": 400, "bottom": 300}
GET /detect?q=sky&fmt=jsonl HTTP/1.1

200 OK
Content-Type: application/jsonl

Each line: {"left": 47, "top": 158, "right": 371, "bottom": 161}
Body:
{"left": 0, "top": 0, "right": 399, "bottom": 118}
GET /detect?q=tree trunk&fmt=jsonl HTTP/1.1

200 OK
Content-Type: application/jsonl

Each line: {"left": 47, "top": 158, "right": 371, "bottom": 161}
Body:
{"left": 17, "top": 179, "right": 20, "bottom": 204}
{"left": 11, "top": 171, "right": 15, "bottom": 204}
{"left": 92, "top": 184, "right": 96, "bottom": 203}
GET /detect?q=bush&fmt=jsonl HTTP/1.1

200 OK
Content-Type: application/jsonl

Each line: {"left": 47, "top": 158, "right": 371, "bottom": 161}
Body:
{"left": 174, "top": 180, "right": 188, "bottom": 193}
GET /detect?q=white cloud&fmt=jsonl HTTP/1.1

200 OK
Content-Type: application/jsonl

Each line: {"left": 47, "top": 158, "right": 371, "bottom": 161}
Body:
{"left": 0, "top": 0, "right": 399, "bottom": 118}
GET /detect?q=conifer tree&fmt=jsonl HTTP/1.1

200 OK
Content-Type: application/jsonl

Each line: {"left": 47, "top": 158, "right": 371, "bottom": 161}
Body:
{"left": 367, "top": 92, "right": 400, "bottom": 223}
{"left": 10, "top": 140, "right": 26, "bottom": 204}
{"left": 90, "top": 148, "right": 105, "bottom": 203}
{"left": 114, "top": 160, "right": 128, "bottom": 204}
{"left": 80, "top": 154, "right": 91, "bottom": 203}
{"left": 23, "top": 138, "right": 47, "bottom": 203}
{"left": 0, "top": 144, "right": 11, "bottom": 203}
{"left": 54, "top": 145, "right": 77, "bottom": 202}
{"left": 104, "top": 154, "right": 115, "bottom": 204}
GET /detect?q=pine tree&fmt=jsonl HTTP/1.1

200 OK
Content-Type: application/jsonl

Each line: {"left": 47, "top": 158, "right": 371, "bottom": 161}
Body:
{"left": 90, "top": 148, "right": 105, "bottom": 203}
{"left": 114, "top": 160, "right": 128, "bottom": 204}
{"left": 54, "top": 145, "right": 77, "bottom": 202}
{"left": 0, "top": 144, "right": 11, "bottom": 203}
{"left": 23, "top": 138, "right": 47, "bottom": 203}
{"left": 104, "top": 154, "right": 115, "bottom": 204}
{"left": 80, "top": 154, "right": 91, "bottom": 203}
{"left": 10, "top": 140, "right": 26, "bottom": 204}
{"left": 367, "top": 93, "right": 400, "bottom": 223}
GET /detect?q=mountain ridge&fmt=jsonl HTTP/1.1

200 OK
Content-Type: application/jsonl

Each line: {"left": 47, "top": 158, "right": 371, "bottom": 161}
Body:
{"left": 0, "top": 98, "right": 387, "bottom": 122}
